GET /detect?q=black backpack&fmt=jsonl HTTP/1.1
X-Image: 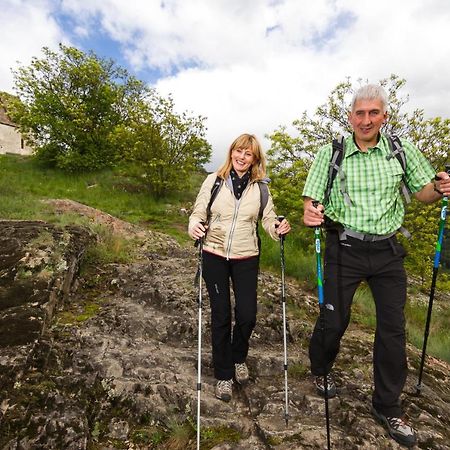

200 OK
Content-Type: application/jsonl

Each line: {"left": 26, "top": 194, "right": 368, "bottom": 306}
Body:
{"left": 322, "top": 134, "right": 410, "bottom": 207}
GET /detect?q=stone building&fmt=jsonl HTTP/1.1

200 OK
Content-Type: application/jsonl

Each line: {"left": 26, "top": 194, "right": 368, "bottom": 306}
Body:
{"left": 0, "top": 99, "right": 33, "bottom": 156}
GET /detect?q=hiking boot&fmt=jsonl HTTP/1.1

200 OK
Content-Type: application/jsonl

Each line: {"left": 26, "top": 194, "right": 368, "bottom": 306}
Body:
{"left": 234, "top": 362, "right": 249, "bottom": 385}
{"left": 372, "top": 407, "right": 417, "bottom": 448}
{"left": 314, "top": 374, "right": 337, "bottom": 398}
{"left": 215, "top": 379, "right": 233, "bottom": 402}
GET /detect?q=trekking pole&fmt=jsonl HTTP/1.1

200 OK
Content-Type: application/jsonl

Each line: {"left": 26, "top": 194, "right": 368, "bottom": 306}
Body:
{"left": 312, "top": 201, "right": 331, "bottom": 450}
{"left": 416, "top": 166, "right": 450, "bottom": 395}
{"left": 276, "top": 215, "right": 289, "bottom": 426}
{"left": 194, "top": 231, "right": 205, "bottom": 450}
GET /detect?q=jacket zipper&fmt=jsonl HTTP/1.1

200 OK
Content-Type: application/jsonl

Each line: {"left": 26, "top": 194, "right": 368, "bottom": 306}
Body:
{"left": 226, "top": 200, "right": 240, "bottom": 260}
{"left": 225, "top": 181, "right": 253, "bottom": 260}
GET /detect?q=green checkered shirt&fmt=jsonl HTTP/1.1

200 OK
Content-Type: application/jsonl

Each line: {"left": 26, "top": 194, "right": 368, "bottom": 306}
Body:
{"left": 302, "top": 133, "right": 435, "bottom": 234}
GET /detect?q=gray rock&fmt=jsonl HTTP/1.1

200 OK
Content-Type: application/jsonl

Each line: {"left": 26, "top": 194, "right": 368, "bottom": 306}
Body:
{"left": 0, "top": 214, "right": 449, "bottom": 450}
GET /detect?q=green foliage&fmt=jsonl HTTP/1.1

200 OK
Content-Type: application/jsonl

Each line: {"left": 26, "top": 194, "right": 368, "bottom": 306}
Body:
{"left": 266, "top": 74, "right": 450, "bottom": 287}
{"left": 122, "top": 93, "right": 211, "bottom": 197}
{"left": 9, "top": 44, "right": 212, "bottom": 194}
{"left": 402, "top": 200, "right": 441, "bottom": 285}
{"left": 10, "top": 44, "right": 148, "bottom": 171}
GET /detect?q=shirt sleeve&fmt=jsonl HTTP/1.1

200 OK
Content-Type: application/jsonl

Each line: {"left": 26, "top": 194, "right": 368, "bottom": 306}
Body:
{"left": 401, "top": 140, "right": 435, "bottom": 193}
{"left": 302, "top": 143, "right": 332, "bottom": 202}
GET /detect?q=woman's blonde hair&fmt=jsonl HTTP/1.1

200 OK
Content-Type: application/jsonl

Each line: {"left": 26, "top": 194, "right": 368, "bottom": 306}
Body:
{"left": 217, "top": 133, "right": 266, "bottom": 181}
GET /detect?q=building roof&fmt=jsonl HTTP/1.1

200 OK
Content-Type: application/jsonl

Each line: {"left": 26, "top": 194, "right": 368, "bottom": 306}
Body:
{"left": 0, "top": 94, "right": 18, "bottom": 127}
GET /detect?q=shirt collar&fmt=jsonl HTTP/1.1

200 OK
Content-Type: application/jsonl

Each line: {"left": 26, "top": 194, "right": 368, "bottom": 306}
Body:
{"left": 345, "top": 132, "right": 386, "bottom": 158}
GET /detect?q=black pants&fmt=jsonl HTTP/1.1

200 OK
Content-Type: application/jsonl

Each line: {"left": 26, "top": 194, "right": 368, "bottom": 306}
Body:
{"left": 202, "top": 251, "right": 259, "bottom": 380}
{"left": 309, "top": 231, "right": 407, "bottom": 417}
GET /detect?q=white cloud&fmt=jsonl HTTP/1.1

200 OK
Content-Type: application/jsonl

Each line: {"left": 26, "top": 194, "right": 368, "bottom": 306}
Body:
{"left": 0, "top": 0, "right": 65, "bottom": 92}
{"left": 1, "top": 0, "right": 449, "bottom": 170}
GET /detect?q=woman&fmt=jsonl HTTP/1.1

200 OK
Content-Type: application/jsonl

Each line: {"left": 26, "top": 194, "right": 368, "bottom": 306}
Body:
{"left": 189, "top": 133, "right": 291, "bottom": 402}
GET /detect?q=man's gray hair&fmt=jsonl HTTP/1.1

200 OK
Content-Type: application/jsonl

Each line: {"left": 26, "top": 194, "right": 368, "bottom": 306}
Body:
{"left": 351, "top": 84, "right": 388, "bottom": 113}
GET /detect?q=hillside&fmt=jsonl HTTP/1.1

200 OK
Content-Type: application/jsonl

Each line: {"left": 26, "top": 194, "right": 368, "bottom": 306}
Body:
{"left": 0, "top": 202, "right": 449, "bottom": 449}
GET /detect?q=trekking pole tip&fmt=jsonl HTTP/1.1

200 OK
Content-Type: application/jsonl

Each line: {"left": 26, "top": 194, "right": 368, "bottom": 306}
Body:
{"left": 415, "top": 383, "right": 423, "bottom": 396}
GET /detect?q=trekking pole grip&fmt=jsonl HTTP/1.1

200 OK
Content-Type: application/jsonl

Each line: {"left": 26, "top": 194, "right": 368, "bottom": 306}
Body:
{"left": 276, "top": 215, "right": 286, "bottom": 240}
{"left": 194, "top": 221, "right": 206, "bottom": 248}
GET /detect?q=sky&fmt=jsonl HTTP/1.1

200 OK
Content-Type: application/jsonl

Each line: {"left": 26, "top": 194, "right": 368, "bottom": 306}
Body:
{"left": 1, "top": 0, "right": 449, "bottom": 169}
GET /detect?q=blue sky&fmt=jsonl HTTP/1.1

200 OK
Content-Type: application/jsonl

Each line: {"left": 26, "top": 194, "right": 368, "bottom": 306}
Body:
{"left": 1, "top": 0, "right": 449, "bottom": 169}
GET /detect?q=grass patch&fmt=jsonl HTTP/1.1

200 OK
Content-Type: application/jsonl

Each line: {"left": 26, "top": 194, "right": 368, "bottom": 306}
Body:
{"left": 288, "top": 362, "right": 309, "bottom": 380}
{"left": 0, "top": 154, "right": 199, "bottom": 244}
{"left": 128, "top": 420, "right": 241, "bottom": 449}
{"left": 81, "top": 227, "right": 139, "bottom": 268}
{"left": 55, "top": 300, "right": 103, "bottom": 326}
{"left": 259, "top": 227, "right": 316, "bottom": 289}
{"left": 200, "top": 425, "right": 242, "bottom": 449}
{"left": 352, "top": 284, "right": 450, "bottom": 362}
{"left": 405, "top": 298, "right": 450, "bottom": 363}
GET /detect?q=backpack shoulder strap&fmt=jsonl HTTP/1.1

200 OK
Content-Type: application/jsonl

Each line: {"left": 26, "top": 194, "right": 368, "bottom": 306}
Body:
{"left": 386, "top": 135, "right": 411, "bottom": 203}
{"left": 323, "top": 135, "right": 346, "bottom": 206}
{"left": 386, "top": 135, "right": 406, "bottom": 170}
{"left": 257, "top": 178, "right": 270, "bottom": 221}
{"left": 206, "top": 176, "right": 223, "bottom": 224}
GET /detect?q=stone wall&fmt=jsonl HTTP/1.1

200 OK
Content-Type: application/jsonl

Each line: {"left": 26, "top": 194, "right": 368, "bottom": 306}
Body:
{"left": 0, "top": 123, "right": 33, "bottom": 155}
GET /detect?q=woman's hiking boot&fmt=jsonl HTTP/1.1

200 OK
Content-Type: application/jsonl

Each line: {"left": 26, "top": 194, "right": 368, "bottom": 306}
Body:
{"left": 215, "top": 379, "right": 233, "bottom": 402}
{"left": 234, "top": 362, "right": 249, "bottom": 385}
{"left": 314, "top": 373, "right": 337, "bottom": 398}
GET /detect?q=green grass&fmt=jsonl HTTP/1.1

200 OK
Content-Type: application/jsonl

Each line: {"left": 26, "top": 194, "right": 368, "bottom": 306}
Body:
{"left": 128, "top": 419, "right": 241, "bottom": 449}
{"left": 0, "top": 154, "right": 197, "bottom": 243}
{"left": 259, "top": 227, "right": 316, "bottom": 289}
{"left": 352, "top": 284, "right": 450, "bottom": 363}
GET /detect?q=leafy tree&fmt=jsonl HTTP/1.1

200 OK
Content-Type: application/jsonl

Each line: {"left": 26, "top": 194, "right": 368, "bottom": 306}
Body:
{"left": 123, "top": 93, "right": 211, "bottom": 197}
{"left": 267, "top": 74, "right": 450, "bottom": 286}
{"left": 9, "top": 44, "right": 148, "bottom": 171}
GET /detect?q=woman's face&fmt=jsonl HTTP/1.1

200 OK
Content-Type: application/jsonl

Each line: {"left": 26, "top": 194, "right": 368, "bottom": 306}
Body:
{"left": 231, "top": 147, "right": 255, "bottom": 177}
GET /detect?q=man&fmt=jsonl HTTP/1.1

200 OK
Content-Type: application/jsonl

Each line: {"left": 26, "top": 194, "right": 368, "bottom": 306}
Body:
{"left": 302, "top": 84, "right": 450, "bottom": 447}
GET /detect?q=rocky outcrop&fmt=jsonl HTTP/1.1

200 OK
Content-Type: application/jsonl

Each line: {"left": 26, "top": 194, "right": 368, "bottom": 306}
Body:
{"left": 0, "top": 213, "right": 449, "bottom": 449}
{"left": 0, "top": 219, "right": 93, "bottom": 346}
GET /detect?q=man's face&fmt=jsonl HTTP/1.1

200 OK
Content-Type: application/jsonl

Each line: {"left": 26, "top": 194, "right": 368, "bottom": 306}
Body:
{"left": 348, "top": 98, "right": 387, "bottom": 147}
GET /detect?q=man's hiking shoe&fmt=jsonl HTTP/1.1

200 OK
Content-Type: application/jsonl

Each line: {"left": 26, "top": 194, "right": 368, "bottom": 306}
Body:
{"left": 315, "top": 374, "right": 337, "bottom": 398}
{"left": 235, "top": 362, "right": 249, "bottom": 385}
{"left": 372, "top": 407, "right": 417, "bottom": 448}
{"left": 215, "top": 379, "right": 233, "bottom": 402}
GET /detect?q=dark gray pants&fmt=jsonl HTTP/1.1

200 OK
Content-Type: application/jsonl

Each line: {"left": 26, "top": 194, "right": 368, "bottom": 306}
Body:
{"left": 202, "top": 251, "right": 259, "bottom": 380}
{"left": 309, "top": 231, "right": 408, "bottom": 417}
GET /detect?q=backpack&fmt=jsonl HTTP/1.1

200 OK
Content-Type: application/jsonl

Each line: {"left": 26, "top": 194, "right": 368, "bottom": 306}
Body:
{"left": 322, "top": 134, "right": 411, "bottom": 207}
{"left": 206, "top": 175, "right": 269, "bottom": 225}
